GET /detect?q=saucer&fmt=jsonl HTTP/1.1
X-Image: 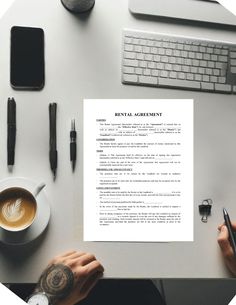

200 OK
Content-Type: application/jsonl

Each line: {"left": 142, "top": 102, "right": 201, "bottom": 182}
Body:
{"left": 0, "top": 177, "right": 51, "bottom": 245}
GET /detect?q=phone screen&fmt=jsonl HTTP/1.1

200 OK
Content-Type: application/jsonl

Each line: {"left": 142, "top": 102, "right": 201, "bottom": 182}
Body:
{"left": 10, "top": 26, "right": 45, "bottom": 90}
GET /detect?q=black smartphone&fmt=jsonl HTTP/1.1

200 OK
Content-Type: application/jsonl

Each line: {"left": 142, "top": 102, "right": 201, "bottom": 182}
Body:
{"left": 10, "top": 26, "right": 45, "bottom": 90}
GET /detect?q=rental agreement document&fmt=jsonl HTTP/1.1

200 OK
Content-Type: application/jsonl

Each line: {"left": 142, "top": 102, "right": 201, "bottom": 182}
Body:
{"left": 84, "top": 99, "right": 193, "bottom": 242}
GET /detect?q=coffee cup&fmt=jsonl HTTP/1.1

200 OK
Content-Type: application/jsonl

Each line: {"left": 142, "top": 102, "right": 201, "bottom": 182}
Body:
{"left": 0, "top": 183, "right": 45, "bottom": 232}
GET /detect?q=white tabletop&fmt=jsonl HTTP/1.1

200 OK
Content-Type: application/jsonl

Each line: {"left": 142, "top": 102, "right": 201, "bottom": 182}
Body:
{"left": 0, "top": 0, "right": 236, "bottom": 282}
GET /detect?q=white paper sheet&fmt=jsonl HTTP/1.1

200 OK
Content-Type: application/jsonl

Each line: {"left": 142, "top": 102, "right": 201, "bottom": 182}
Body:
{"left": 84, "top": 99, "right": 193, "bottom": 242}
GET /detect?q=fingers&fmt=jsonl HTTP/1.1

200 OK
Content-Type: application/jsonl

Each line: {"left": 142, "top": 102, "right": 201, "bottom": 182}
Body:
{"left": 217, "top": 225, "right": 234, "bottom": 260}
{"left": 74, "top": 260, "right": 104, "bottom": 288}
{"left": 218, "top": 222, "right": 236, "bottom": 231}
{"left": 80, "top": 271, "right": 103, "bottom": 297}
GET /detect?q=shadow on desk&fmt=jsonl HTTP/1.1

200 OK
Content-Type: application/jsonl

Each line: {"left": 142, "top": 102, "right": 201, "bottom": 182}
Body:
{"left": 10, "top": 280, "right": 165, "bottom": 305}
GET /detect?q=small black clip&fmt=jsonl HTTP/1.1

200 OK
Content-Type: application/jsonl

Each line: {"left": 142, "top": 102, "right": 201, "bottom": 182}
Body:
{"left": 198, "top": 199, "right": 213, "bottom": 223}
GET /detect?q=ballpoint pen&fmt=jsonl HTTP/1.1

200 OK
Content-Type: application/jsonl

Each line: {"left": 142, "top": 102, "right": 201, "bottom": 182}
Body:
{"left": 70, "top": 119, "right": 77, "bottom": 172}
{"left": 49, "top": 103, "right": 57, "bottom": 180}
{"left": 7, "top": 97, "right": 16, "bottom": 171}
{"left": 223, "top": 208, "right": 236, "bottom": 257}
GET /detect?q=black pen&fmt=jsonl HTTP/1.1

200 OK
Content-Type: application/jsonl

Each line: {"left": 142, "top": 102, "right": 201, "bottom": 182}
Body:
{"left": 223, "top": 208, "right": 236, "bottom": 257}
{"left": 49, "top": 103, "right": 57, "bottom": 180}
{"left": 7, "top": 97, "right": 16, "bottom": 171}
{"left": 70, "top": 119, "right": 77, "bottom": 172}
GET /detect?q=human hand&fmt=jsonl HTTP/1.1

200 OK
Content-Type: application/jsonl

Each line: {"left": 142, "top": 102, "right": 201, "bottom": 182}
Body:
{"left": 35, "top": 250, "right": 104, "bottom": 305}
{"left": 218, "top": 224, "right": 236, "bottom": 276}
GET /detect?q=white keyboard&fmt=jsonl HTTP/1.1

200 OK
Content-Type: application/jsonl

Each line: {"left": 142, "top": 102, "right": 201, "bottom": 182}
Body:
{"left": 122, "top": 29, "right": 236, "bottom": 94}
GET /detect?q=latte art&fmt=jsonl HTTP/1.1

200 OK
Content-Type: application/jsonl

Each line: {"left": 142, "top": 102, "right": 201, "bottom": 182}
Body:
{"left": 2, "top": 199, "right": 25, "bottom": 222}
{"left": 0, "top": 187, "right": 37, "bottom": 231}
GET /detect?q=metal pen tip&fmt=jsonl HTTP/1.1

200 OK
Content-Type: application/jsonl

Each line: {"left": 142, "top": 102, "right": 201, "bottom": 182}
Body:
{"left": 223, "top": 208, "right": 228, "bottom": 216}
{"left": 71, "top": 119, "right": 75, "bottom": 130}
{"left": 72, "top": 161, "right": 76, "bottom": 172}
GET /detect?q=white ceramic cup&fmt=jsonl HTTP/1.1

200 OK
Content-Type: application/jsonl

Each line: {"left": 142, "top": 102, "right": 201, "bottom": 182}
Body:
{"left": 0, "top": 183, "right": 45, "bottom": 232}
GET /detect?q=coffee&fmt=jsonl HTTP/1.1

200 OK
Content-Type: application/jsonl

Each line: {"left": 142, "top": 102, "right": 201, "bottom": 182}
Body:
{"left": 0, "top": 187, "right": 37, "bottom": 231}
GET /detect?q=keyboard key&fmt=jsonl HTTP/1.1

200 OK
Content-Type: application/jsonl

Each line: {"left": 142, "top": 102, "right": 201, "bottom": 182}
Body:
{"left": 169, "top": 57, "right": 176, "bottom": 64}
{"left": 123, "top": 74, "right": 138, "bottom": 83}
{"left": 156, "top": 63, "right": 165, "bottom": 69}
{"left": 190, "top": 66, "right": 198, "bottom": 73}
{"left": 181, "top": 51, "right": 188, "bottom": 58}
{"left": 210, "top": 76, "right": 218, "bottom": 83}
{"left": 184, "top": 58, "right": 192, "bottom": 65}
{"left": 123, "top": 66, "right": 135, "bottom": 74}
{"left": 207, "top": 47, "right": 213, "bottom": 53}
{"left": 214, "top": 48, "right": 221, "bottom": 55}
{"left": 173, "top": 65, "right": 181, "bottom": 72}
{"left": 221, "top": 49, "right": 228, "bottom": 56}
{"left": 189, "top": 52, "right": 195, "bottom": 59}
{"left": 160, "top": 70, "right": 169, "bottom": 78}
{"left": 137, "top": 53, "right": 144, "bottom": 60}
{"left": 218, "top": 77, "right": 226, "bottom": 83}
{"left": 144, "top": 69, "right": 151, "bottom": 76}
{"left": 135, "top": 68, "right": 143, "bottom": 75}
{"left": 166, "top": 49, "right": 172, "bottom": 56}
{"left": 207, "top": 61, "right": 215, "bottom": 68}
{"left": 202, "top": 75, "right": 210, "bottom": 82}
{"left": 124, "top": 37, "right": 133, "bottom": 44}
{"left": 124, "top": 44, "right": 133, "bottom": 51}
{"left": 215, "top": 62, "right": 224, "bottom": 69}
{"left": 201, "top": 82, "right": 214, "bottom": 91}
{"left": 198, "top": 67, "right": 205, "bottom": 74}
{"left": 196, "top": 53, "right": 203, "bottom": 60}
{"left": 231, "top": 67, "right": 236, "bottom": 74}
{"left": 158, "top": 78, "right": 201, "bottom": 89}
{"left": 139, "top": 61, "right": 147, "bottom": 68}
{"left": 178, "top": 72, "right": 186, "bottom": 79}
{"left": 134, "top": 45, "right": 142, "bottom": 52}
{"left": 124, "top": 52, "right": 136, "bottom": 59}
{"left": 182, "top": 65, "right": 190, "bottom": 72}
{"left": 186, "top": 73, "right": 194, "bottom": 80}
{"left": 170, "top": 71, "right": 177, "bottom": 78}
{"left": 152, "top": 70, "right": 159, "bottom": 77}
{"left": 177, "top": 44, "right": 184, "bottom": 50}
{"left": 199, "top": 46, "right": 206, "bottom": 52}
{"left": 203, "top": 54, "right": 211, "bottom": 60}
{"left": 230, "top": 52, "right": 236, "bottom": 58}
{"left": 176, "top": 57, "right": 183, "bottom": 65}
{"left": 139, "top": 75, "right": 158, "bottom": 85}
{"left": 124, "top": 59, "right": 139, "bottom": 67}
{"left": 211, "top": 54, "right": 218, "bottom": 61}
{"left": 195, "top": 74, "right": 202, "bottom": 81}
{"left": 148, "top": 62, "right": 156, "bottom": 69}
{"left": 143, "top": 46, "right": 151, "bottom": 53}
{"left": 150, "top": 47, "right": 158, "bottom": 54}
{"left": 218, "top": 55, "right": 228, "bottom": 62}
{"left": 161, "top": 56, "right": 169, "bottom": 63}
{"left": 205, "top": 68, "right": 213, "bottom": 75}
{"left": 145, "top": 54, "right": 153, "bottom": 61}
{"left": 231, "top": 59, "right": 236, "bottom": 66}
{"left": 158, "top": 49, "right": 165, "bottom": 55}
{"left": 165, "top": 64, "right": 173, "bottom": 71}
{"left": 213, "top": 69, "right": 220, "bottom": 76}
{"left": 215, "top": 84, "right": 231, "bottom": 92}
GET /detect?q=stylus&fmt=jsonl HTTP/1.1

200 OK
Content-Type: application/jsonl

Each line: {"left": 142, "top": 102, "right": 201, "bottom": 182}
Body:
{"left": 7, "top": 97, "right": 16, "bottom": 171}
{"left": 223, "top": 208, "right": 236, "bottom": 257}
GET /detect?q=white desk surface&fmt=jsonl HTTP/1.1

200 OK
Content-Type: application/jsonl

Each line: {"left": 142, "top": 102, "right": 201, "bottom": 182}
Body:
{"left": 0, "top": 0, "right": 236, "bottom": 282}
